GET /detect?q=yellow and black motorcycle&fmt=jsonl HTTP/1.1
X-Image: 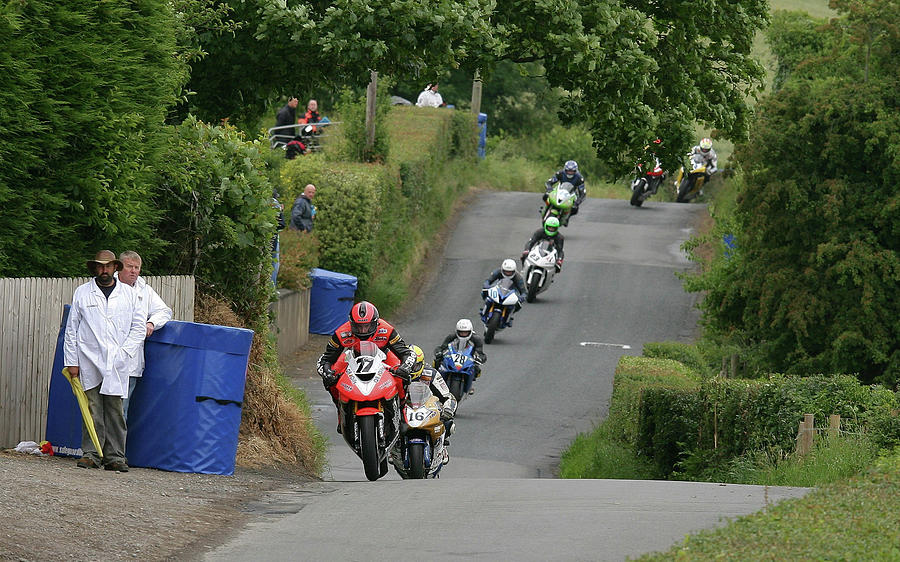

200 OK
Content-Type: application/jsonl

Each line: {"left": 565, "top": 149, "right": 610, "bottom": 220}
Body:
{"left": 674, "top": 152, "right": 711, "bottom": 203}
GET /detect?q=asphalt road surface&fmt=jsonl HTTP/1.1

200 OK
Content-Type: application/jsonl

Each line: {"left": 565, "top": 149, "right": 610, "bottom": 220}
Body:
{"left": 205, "top": 193, "right": 809, "bottom": 561}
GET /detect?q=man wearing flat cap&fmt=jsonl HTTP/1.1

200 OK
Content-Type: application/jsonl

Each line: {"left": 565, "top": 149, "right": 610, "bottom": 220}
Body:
{"left": 64, "top": 250, "right": 146, "bottom": 472}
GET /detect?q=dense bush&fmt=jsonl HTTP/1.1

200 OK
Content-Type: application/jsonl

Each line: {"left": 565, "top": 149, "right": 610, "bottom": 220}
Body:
{"left": 642, "top": 342, "right": 714, "bottom": 378}
{"left": 637, "top": 375, "right": 899, "bottom": 478}
{"left": 0, "top": 0, "right": 186, "bottom": 277}
{"left": 151, "top": 117, "right": 279, "bottom": 321}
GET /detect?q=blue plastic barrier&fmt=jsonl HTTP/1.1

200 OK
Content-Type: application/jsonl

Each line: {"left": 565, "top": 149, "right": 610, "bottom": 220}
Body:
{"left": 45, "top": 306, "right": 84, "bottom": 457}
{"left": 478, "top": 113, "right": 487, "bottom": 159}
{"left": 308, "top": 268, "right": 358, "bottom": 334}
{"left": 46, "top": 312, "right": 254, "bottom": 475}
{"left": 126, "top": 321, "right": 253, "bottom": 475}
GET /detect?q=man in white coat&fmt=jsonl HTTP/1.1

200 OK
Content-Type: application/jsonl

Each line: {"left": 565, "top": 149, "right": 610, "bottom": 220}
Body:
{"left": 117, "top": 250, "right": 173, "bottom": 419}
{"left": 416, "top": 83, "right": 444, "bottom": 108}
{"left": 64, "top": 250, "right": 146, "bottom": 472}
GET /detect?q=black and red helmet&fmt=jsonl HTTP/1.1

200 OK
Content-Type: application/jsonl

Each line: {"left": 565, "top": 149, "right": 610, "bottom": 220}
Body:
{"left": 350, "top": 301, "right": 380, "bottom": 339}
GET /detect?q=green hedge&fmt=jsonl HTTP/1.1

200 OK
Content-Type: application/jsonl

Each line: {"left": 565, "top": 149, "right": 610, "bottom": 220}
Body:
{"left": 279, "top": 106, "right": 478, "bottom": 313}
{"left": 637, "top": 375, "right": 899, "bottom": 478}
{"left": 642, "top": 341, "right": 714, "bottom": 378}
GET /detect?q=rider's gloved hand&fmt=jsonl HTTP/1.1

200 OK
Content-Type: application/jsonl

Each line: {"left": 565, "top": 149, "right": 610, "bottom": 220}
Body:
{"left": 321, "top": 368, "right": 339, "bottom": 388}
{"left": 555, "top": 258, "right": 563, "bottom": 273}
{"left": 520, "top": 250, "right": 528, "bottom": 264}
{"left": 394, "top": 364, "right": 411, "bottom": 382}
{"left": 440, "top": 407, "right": 453, "bottom": 422}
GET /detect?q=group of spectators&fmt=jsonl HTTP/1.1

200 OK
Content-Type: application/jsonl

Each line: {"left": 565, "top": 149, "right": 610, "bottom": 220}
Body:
{"left": 274, "top": 98, "right": 327, "bottom": 159}
{"left": 64, "top": 250, "right": 173, "bottom": 472}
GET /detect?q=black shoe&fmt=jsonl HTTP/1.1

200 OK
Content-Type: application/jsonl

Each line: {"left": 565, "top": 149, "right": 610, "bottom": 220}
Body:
{"left": 337, "top": 423, "right": 342, "bottom": 434}
{"left": 76, "top": 457, "right": 100, "bottom": 469}
{"left": 104, "top": 460, "right": 129, "bottom": 472}
{"left": 444, "top": 437, "right": 451, "bottom": 447}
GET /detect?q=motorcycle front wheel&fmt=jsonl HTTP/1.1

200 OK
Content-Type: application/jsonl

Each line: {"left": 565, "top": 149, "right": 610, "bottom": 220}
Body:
{"left": 630, "top": 179, "right": 646, "bottom": 207}
{"left": 358, "top": 416, "right": 381, "bottom": 481}
{"left": 484, "top": 312, "right": 501, "bottom": 343}
{"left": 526, "top": 275, "right": 540, "bottom": 303}
{"left": 676, "top": 178, "right": 692, "bottom": 203}
{"left": 408, "top": 442, "right": 426, "bottom": 479}
{"left": 448, "top": 375, "right": 465, "bottom": 402}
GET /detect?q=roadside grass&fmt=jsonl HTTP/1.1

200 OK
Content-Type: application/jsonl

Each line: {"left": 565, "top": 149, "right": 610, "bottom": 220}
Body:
{"left": 724, "top": 435, "right": 880, "bottom": 487}
{"left": 636, "top": 451, "right": 900, "bottom": 561}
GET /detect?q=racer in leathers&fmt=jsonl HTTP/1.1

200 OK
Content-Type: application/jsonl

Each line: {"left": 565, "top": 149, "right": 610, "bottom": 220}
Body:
{"left": 690, "top": 138, "right": 718, "bottom": 175}
{"left": 433, "top": 318, "right": 487, "bottom": 394}
{"left": 521, "top": 216, "right": 565, "bottom": 273}
{"left": 544, "top": 160, "right": 586, "bottom": 224}
{"left": 390, "top": 346, "right": 457, "bottom": 472}
{"left": 316, "top": 301, "right": 416, "bottom": 431}
{"left": 482, "top": 259, "right": 526, "bottom": 326}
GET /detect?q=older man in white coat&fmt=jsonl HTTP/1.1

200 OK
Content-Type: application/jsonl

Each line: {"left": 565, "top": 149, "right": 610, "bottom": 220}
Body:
{"left": 117, "top": 250, "right": 173, "bottom": 419}
{"left": 64, "top": 250, "right": 146, "bottom": 472}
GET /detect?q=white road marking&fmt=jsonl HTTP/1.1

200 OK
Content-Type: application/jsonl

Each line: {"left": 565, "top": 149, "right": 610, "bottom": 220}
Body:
{"left": 579, "top": 341, "right": 632, "bottom": 349}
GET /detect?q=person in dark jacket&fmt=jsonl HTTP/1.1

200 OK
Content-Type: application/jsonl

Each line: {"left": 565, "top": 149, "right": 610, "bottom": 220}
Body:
{"left": 289, "top": 184, "right": 316, "bottom": 232}
{"left": 273, "top": 97, "right": 299, "bottom": 146}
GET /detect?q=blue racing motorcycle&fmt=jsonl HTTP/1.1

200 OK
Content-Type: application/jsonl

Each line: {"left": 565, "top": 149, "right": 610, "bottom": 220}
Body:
{"left": 480, "top": 282, "right": 521, "bottom": 344}
{"left": 436, "top": 342, "right": 480, "bottom": 402}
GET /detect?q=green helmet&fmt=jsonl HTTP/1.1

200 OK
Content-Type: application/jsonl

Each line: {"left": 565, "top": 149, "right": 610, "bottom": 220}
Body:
{"left": 543, "top": 216, "right": 560, "bottom": 237}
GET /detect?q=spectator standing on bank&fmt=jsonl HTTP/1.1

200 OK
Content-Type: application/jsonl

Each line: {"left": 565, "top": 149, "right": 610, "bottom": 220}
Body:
{"left": 273, "top": 97, "right": 299, "bottom": 145}
{"left": 116, "top": 250, "right": 173, "bottom": 420}
{"left": 300, "top": 99, "right": 321, "bottom": 126}
{"left": 416, "top": 83, "right": 444, "bottom": 108}
{"left": 64, "top": 250, "right": 146, "bottom": 472}
{"left": 290, "top": 184, "right": 317, "bottom": 232}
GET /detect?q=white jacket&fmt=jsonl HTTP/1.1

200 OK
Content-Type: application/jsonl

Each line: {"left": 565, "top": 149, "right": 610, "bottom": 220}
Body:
{"left": 63, "top": 280, "right": 146, "bottom": 396}
{"left": 130, "top": 276, "right": 173, "bottom": 378}
{"left": 416, "top": 89, "right": 443, "bottom": 108}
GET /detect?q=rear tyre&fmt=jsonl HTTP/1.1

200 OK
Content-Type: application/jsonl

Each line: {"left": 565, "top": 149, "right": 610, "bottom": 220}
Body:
{"left": 484, "top": 313, "right": 501, "bottom": 343}
{"left": 359, "top": 416, "right": 381, "bottom": 481}
{"left": 408, "top": 443, "right": 426, "bottom": 479}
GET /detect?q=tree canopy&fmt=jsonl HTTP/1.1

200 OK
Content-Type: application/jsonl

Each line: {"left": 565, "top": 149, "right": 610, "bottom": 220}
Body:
{"left": 685, "top": 2, "right": 900, "bottom": 386}
{"left": 184, "top": 0, "right": 769, "bottom": 174}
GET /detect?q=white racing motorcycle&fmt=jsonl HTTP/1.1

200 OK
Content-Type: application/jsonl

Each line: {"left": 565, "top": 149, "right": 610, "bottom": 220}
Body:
{"left": 523, "top": 240, "right": 558, "bottom": 303}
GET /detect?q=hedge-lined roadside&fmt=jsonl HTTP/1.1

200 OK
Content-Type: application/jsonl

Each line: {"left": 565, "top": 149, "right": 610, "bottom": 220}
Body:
{"left": 561, "top": 344, "right": 900, "bottom": 481}
{"left": 278, "top": 106, "right": 478, "bottom": 314}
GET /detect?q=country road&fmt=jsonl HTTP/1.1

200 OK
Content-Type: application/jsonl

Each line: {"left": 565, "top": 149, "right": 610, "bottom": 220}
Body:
{"left": 204, "top": 193, "right": 809, "bottom": 561}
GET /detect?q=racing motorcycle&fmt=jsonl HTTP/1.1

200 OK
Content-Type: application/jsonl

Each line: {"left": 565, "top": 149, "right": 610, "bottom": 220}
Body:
{"left": 480, "top": 281, "right": 521, "bottom": 344}
{"left": 630, "top": 156, "right": 666, "bottom": 207}
{"left": 522, "top": 240, "right": 558, "bottom": 303}
{"left": 674, "top": 152, "right": 710, "bottom": 203}
{"left": 390, "top": 381, "right": 448, "bottom": 479}
{"left": 541, "top": 182, "right": 577, "bottom": 226}
{"left": 330, "top": 341, "right": 404, "bottom": 481}
{"left": 436, "top": 342, "right": 480, "bottom": 402}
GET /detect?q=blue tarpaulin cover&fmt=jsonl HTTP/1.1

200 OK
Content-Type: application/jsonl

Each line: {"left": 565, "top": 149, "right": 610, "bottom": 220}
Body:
{"left": 46, "top": 306, "right": 83, "bottom": 457}
{"left": 308, "top": 267, "right": 357, "bottom": 334}
{"left": 46, "top": 311, "right": 254, "bottom": 475}
{"left": 126, "top": 321, "right": 253, "bottom": 475}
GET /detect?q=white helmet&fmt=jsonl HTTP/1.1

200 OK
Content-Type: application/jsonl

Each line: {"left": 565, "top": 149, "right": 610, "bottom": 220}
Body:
{"left": 456, "top": 318, "right": 473, "bottom": 338}
{"left": 501, "top": 259, "right": 516, "bottom": 276}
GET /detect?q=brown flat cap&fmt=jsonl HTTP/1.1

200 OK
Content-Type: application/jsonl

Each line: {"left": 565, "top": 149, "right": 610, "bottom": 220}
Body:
{"left": 86, "top": 249, "right": 123, "bottom": 273}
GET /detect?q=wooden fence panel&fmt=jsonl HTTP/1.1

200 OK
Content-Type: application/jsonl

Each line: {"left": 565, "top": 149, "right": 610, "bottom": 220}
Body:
{"left": 0, "top": 276, "right": 194, "bottom": 448}
{"left": 271, "top": 289, "right": 310, "bottom": 364}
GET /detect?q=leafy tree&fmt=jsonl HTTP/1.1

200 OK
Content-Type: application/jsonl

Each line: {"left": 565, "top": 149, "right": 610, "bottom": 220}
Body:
{"left": 765, "top": 10, "right": 829, "bottom": 91}
{"left": 0, "top": 0, "right": 186, "bottom": 277}
{"left": 183, "top": 0, "right": 768, "bottom": 173}
{"left": 152, "top": 118, "right": 278, "bottom": 321}
{"left": 684, "top": 2, "right": 900, "bottom": 386}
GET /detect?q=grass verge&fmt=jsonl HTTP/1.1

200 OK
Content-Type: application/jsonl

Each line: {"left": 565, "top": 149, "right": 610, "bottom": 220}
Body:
{"left": 636, "top": 451, "right": 900, "bottom": 561}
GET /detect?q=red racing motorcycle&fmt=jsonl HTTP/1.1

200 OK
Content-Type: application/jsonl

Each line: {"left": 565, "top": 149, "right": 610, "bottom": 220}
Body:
{"left": 330, "top": 341, "right": 405, "bottom": 481}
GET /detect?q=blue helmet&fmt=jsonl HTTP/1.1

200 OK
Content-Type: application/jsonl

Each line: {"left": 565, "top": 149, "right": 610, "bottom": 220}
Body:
{"left": 563, "top": 160, "right": 578, "bottom": 177}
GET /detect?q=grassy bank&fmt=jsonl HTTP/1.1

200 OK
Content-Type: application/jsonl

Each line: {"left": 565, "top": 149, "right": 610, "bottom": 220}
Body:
{"left": 638, "top": 451, "right": 900, "bottom": 560}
